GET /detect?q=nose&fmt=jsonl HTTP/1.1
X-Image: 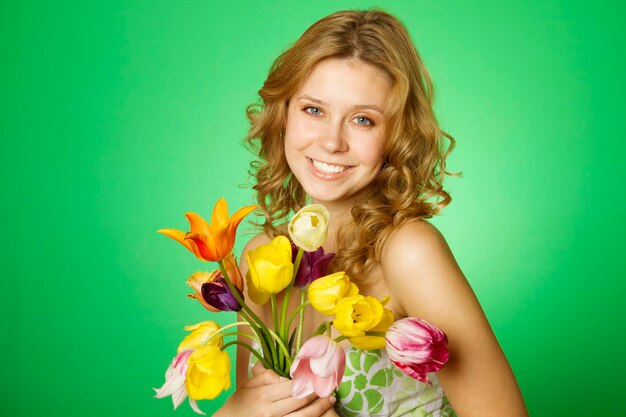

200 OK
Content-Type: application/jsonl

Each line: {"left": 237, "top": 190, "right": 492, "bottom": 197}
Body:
{"left": 319, "top": 121, "right": 348, "bottom": 153}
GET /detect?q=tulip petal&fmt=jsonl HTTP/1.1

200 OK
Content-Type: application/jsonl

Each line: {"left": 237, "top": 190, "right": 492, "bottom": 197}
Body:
{"left": 178, "top": 321, "right": 222, "bottom": 352}
{"left": 201, "top": 278, "right": 243, "bottom": 312}
{"left": 313, "top": 373, "right": 336, "bottom": 397}
{"left": 186, "top": 346, "right": 231, "bottom": 400}
{"left": 290, "top": 336, "right": 345, "bottom": 399}
{"left": 189, "top": 399, "right": 206, "bottom": 415}
{"left": 187, "top": 271, "right": 220, "bottom": 312}
{"left": 185, "top": 212, "right": 211, "bottom": 236}
{"left": 296, "top": 335, "right": 330, "bottom": 358}
{"left": 310, "top": 253, "right": 335, "bottom": 282}
{"left": 222, "top": 253, "right": 244, "bottom": 291}
{"left": 245, "top": 270, "right": 271, "bottom": 305}
{"left": 171, "top": 382, "right": 187, "bottom": 409}
{"left": 158, "top": 228, "right": 194, "bottom": 252}
{"left": 350, "top": 335, "right": 387, "bottom": 350}
{"left": 289, "top": 204, "right": 329, "bottom": 252}
{"left": 153, "top": 350, "right": 193, "bottom": 409}
{"left": 385, "top": 317, "right": 449, "bottom": 383}
{"left": 228, "top": 204, "right": 258, "bottom": 235}
{"left": 211, "top": 198, "right": 229, "bottom": 230}
{"left": 291, "top": 364, "right": 316, "bottom": 398}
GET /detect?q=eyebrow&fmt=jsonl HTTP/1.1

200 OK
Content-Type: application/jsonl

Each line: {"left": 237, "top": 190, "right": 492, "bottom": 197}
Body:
{"left": 297, "top": 95, "right": 384, "bottom": 113}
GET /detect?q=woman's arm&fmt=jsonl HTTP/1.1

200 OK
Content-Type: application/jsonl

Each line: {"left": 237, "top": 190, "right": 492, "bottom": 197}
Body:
{"left": 382, "top": 220, "right": 528, "bottom": 417}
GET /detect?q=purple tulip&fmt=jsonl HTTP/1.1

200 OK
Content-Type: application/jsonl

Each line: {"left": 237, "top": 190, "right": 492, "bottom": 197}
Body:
{"left": 291, "top": 242, "right": 335, "bottom": 288}
{"left": 385, "top": 317, "right": 449, "bottom": 384}
{"left": 290, "top": 335, "right": 346, "bottom": 398}
{"left": 201, "top": 277, "right": 243, "bottom": 312}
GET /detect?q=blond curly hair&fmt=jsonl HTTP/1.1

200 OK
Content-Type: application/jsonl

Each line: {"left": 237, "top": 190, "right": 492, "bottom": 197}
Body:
{"left": 245, "top": 8, "right": 459, "bottom": 282}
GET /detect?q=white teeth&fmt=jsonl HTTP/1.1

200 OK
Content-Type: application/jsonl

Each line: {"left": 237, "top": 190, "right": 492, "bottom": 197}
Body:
{"left": 311, "top": 159, "right": 349, "bottom": 174}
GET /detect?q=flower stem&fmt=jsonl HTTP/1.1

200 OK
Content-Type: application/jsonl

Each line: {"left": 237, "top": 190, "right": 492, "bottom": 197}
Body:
{"left": 271, "top": 294, "right": 279, "bottom": 333}
{"left": 295, "top": 289, "right": 306, "bottom": 353}
{"left": 218, "top": 257, "right": 282, "bottom": 365}
{"left": 313, "top": 321, "right": 330, "bottom": 336}
{"left": 221, "top": 340, "right": 272, "bottom": 369}
{"left": 219, "top": 331, "right": 261, "bottom": 344}
{"left": 280, "top": 248, "right": 304, "bottom": 341}
{"left": 287, "top": 300, "right": 310, "bottom": 330}
{"left": 202, "top": 321, "right": 250, "bottom": 346}
{"left": 237, "top": 308, "right": 276, "bottom": 369}
{"left": 266, "top": 328, "right": 293, "bottom": 368}
{"left": 218, "top": 259, "right": 265, "bottom": 330}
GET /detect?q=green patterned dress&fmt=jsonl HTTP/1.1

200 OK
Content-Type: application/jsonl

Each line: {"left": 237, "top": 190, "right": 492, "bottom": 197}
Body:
{"left": 335, "top": 347, "right": 455, "bottom": 417}
{"left": 248, "top": 344, "right": 455, "bottom": 417}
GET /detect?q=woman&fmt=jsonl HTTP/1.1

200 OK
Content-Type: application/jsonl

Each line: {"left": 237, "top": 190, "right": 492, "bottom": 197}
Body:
{"left": 215, "top": 9, "right": 528, "bottom": 417}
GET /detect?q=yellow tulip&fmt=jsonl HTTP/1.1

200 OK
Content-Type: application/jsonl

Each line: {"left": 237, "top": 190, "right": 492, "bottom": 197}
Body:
{"left": 185, "top": 345, "right": 231, "bottom": 400}
{"left": 307, "top": 272, "right": 359, "bottom": 315}
{"left": 246, "top": 236, "right": 294, "bottom": 304}
{"left": 288, "top": 204, "right": 329, "bottom": 252}
{"left": 347, "top": 312, "right": 395, "bottom": 349}
{"left": 177, "top": 320, "right": 222, "bottom": 353}
{"left": 333, "top": 295, "right": 395, "bottom": 349}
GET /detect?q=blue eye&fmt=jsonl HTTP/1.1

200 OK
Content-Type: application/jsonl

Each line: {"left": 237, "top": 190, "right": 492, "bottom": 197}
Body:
{"left": 304, "top": 106, "right": 322, "bottom": 116}
{"left": 355, "top": 116, "right": 373, "bottom": 126}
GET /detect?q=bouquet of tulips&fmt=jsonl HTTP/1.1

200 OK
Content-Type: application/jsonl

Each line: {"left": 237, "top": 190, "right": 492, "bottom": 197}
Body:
{"left": 153, "top": 198, "right": 449, "bottom": 414}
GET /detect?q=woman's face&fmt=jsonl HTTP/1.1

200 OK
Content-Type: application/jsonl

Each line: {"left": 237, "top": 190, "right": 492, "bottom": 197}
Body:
{"left": 284, "top": 59, "right": 392, "bottom": 207}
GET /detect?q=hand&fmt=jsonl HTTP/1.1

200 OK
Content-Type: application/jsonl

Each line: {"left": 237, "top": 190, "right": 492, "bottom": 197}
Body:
{"left": 214, "top": 362, "right": 336, "bottom": 417}
{"left": 319, "top": 408, "right": 341, "bottom": 417}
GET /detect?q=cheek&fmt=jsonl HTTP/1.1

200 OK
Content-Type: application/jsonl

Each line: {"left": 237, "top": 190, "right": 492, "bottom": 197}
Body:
{"left": 356, "top": 136, "right": 385, "bottom": 167}
{"left": 285, "top": 115, "right": 315, "bottom": 151}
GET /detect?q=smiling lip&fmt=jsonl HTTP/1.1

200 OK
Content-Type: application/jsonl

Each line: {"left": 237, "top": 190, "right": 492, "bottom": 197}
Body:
{"left": 307, "top": 157, "right": 355, "bottom": 181}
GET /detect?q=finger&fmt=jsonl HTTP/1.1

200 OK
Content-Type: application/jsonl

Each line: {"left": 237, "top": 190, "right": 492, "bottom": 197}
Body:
{"left": 284, "top": 396, "right": 336, "bottom": 417}
{"left": 251, "top": 361, "right": 268, "bottom": 377}
{"left": 244, "top": 369, "right": 287, "bottom": 388}
{"left": 272, "top": 392, "right": 322, "bottom": 416}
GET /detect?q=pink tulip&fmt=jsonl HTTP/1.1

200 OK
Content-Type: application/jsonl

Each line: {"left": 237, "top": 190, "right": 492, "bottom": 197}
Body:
{"left": 385, "top": 317, "right": 449, "bottom": 384}
{"left": 290, "top": 336, "right": 346, "bottom": 398}
{"left": 153, "top": 350, "right": 205, "bottom": 415}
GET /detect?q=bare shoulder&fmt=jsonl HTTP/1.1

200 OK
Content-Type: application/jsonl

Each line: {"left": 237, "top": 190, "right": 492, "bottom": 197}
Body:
{"left": 382, "top": 220, "right": 529, "bottom": 416}
{"left": 380, "top": 219, "right": 473, "bottom": 325}
{"left": 242, "top": 232, "right": 272, "bottom": 255}
{"left": 382, "top": 219, "right": 453, "bottom": 266}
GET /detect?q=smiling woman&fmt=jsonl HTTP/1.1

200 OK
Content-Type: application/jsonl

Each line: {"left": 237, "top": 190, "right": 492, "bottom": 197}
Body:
{"left": 211, "top": 8, "right": 528, "bottom": 417}
{"left": 284, "top": 59, "right": 390, "bottom": 206}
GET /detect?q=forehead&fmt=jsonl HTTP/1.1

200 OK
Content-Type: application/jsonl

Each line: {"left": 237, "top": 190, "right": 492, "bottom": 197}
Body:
{"left": 294, "top": 59, "right": 392, "bottom": 109}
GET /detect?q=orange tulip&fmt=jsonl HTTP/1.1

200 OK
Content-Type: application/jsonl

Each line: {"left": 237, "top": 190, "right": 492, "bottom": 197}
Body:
{"left": 158, "top": 198, "right": 257, "bottom": 262}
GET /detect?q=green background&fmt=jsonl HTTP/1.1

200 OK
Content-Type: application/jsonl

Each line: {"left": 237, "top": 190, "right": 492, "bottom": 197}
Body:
{"left": 3, "top": 1, "right": 625, "bottom": 416}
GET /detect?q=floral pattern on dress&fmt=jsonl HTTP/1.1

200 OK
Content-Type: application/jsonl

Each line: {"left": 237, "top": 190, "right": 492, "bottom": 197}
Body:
{"left": 335, "top": 347, "right": 455, "bottom": 417}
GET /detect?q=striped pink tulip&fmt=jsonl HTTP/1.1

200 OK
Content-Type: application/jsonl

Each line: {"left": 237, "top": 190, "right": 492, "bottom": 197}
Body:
{"left": 290, "top": 336, "right": 346, "bottom": 398}
{"left": 385, "top": 317, "right": 449, "bottom": 384}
